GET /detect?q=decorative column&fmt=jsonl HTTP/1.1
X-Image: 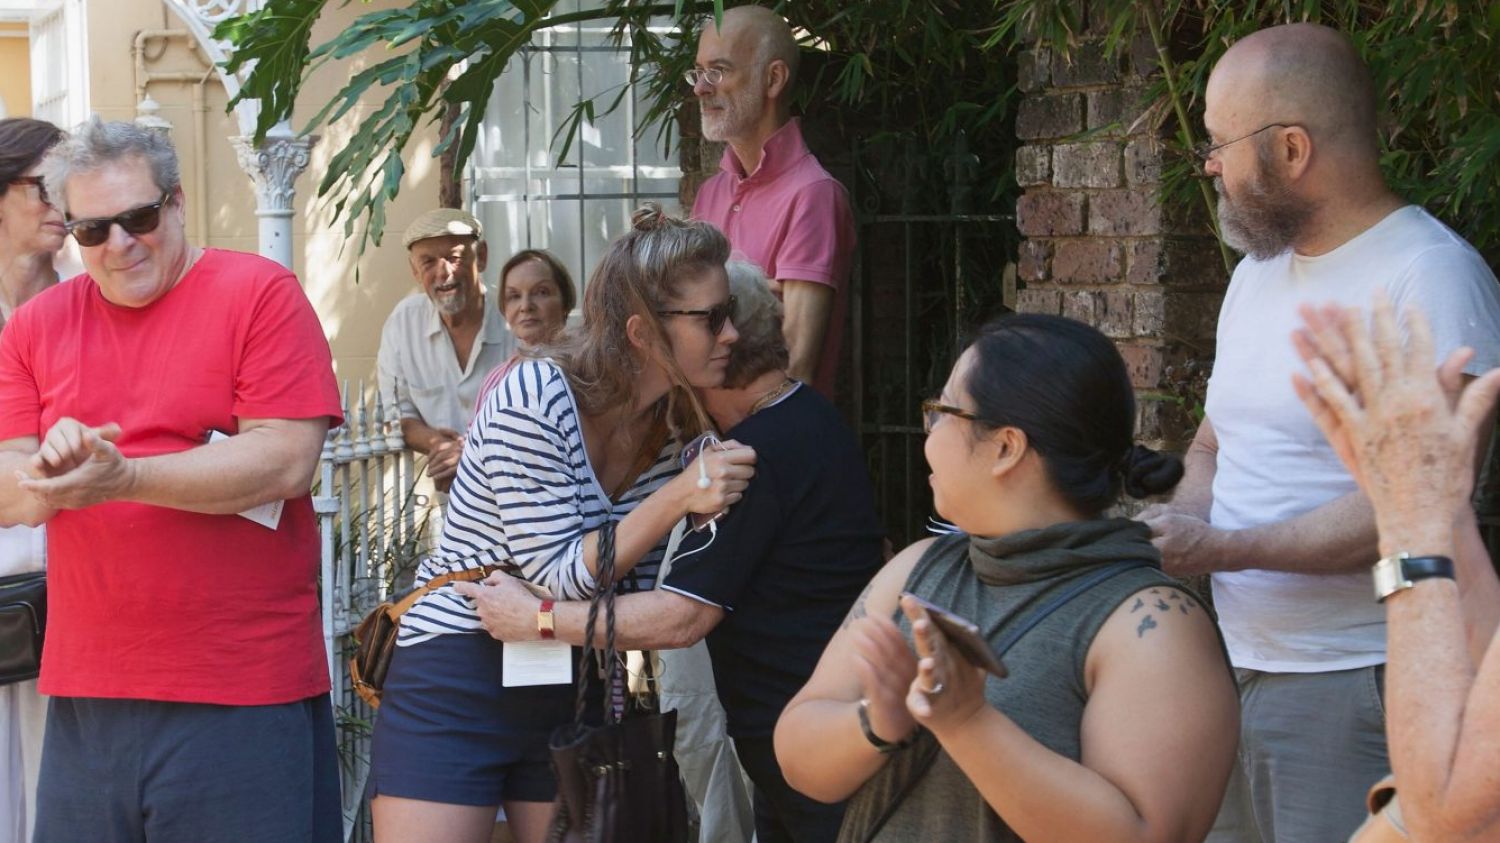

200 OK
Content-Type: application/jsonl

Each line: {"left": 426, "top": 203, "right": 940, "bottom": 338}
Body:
{"left": 231, "top": 124, "right": 317, "bottom": 270}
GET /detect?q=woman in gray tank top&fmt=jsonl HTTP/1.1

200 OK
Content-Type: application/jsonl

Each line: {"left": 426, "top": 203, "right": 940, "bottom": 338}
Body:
{"left": 776, "top": 314, "right": 1239, "bottom": 842}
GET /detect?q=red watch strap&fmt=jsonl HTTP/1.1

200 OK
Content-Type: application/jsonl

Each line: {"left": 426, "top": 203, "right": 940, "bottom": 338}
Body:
{"left": 538, "top": 599, "right": 555, "bottom": 640}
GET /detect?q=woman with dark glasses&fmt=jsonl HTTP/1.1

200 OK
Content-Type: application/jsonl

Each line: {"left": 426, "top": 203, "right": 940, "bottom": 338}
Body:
{"left": 369, "top": 203, "right": 758, "bottom": 843}
{"left": 0, "top": 116, "right": 68, "bottom": 843}
{"left": 776, "top": 314, "right": 1239, "bottom": 843}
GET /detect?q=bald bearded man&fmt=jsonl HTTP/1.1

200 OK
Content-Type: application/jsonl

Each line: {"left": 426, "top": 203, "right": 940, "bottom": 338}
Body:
{"left": 1137, "top": 24, "right": 1500, "bottom": 843}
{"left": 689, "top": 6, "right": 855, "bottom": 399}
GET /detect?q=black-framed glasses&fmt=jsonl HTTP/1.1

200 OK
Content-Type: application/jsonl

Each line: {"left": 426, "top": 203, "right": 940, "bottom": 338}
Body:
{"left": 683, "top": 67, "right": 726, "bottom": 87}
{"left": 1193, "top": 123, "right": 1298, "bottom": 162}
{"left": 65, "top": 191, "right": 172, "bottom": 247}
{"left": 6, "top": 176, "right": 49, "bottom": 205}
{"left": 658, "top": 295, "right": 737, "bottom": 336}
{"left": 921, "top": 399, "right": 985, "bottom": 434}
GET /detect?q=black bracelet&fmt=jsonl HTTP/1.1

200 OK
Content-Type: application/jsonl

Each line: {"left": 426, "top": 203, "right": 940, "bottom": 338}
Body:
{"left": 858, "top": 698, "right": 917, "bottom": 754}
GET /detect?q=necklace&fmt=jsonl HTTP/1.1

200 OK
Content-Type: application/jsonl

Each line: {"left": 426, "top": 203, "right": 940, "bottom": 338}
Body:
{"left": 748, "top": 377, "right": 797, "bottom": 416}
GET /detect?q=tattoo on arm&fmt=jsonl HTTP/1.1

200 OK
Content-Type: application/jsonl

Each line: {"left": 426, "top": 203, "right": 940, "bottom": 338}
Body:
{"left": 841, "top": 580, "right": 874, "bottom": 630}
{"left": 1133, "top": 588, "right": 1197, "bottom": 638}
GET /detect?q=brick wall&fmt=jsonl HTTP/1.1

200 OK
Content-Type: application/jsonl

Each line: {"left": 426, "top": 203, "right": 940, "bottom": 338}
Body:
{"left": 1012, "top": 17, "right": 1227, "bottom": 450}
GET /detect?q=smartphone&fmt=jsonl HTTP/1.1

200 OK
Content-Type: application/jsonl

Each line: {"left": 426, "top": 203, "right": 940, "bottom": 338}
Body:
{"left": 680, "top": 432, "right": 728, "bottom": 532}
{"left": 899, "top": 592, "right": 1009, "bottom": 678}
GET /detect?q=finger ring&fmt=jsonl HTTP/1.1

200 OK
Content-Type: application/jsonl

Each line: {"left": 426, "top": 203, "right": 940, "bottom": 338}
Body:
{"left": 923, "top": 682, "right": 944, "bottom": 696}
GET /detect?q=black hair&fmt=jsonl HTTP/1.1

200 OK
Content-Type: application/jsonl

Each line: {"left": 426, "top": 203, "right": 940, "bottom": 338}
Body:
{"left": 963, "top": 313, "right": 1182, "bottom": 516}
{"left": 0, "top": 118, "right": 65, "bottom": 188}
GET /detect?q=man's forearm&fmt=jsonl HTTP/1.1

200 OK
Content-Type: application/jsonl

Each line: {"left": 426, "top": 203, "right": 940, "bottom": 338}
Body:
{"left": 551, "top": 590, "right": 720, "bottom": 651}
{"left": 1169, "top": 430, "right": 1218, "bottom": 521}
{"left": 0, "top": 448, "right": 54, "bottom": 527}
{"left": 123, "top": 422, "right": 326, "bottom": 514}
{"left": 400, "top": 417, "right": 444, "bottom": 454}
{"left": 1214, "top": 491, "right": 1378, "bottom": 574}
{"left": 782, "top": 280, "right": 833, "bottom": 384}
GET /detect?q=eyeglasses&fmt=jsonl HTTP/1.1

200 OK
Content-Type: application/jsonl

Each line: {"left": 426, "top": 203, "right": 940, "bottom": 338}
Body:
{"left": 6, "top": 176, "right": 49, "bottom": 205}
{"left": 1193, "top": 123, "right": 1298, "bottom": 162}
{"left": 683, "top": 67, "right": 726, "bottom": 87}
{"left": 65, "top": 191, "right": 173, "bottom": 247}
{"left": 921, "top": 399, "right": 985, "bottom": 434}
{"left": 658, "top": 295, "right": 737, "bottom": 336}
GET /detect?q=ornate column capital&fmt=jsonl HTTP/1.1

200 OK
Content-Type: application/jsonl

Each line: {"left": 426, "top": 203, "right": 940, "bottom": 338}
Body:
{"left": 231, "top": 133, "right": 319, "bottom": 217}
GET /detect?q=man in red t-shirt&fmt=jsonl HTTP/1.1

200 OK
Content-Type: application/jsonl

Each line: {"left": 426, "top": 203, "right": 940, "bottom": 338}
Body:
{"left": 0, "top": 119, "right": 343, "bottom": 841}
{"left": 689, "top": 5, "right": 856, "bottom": 399}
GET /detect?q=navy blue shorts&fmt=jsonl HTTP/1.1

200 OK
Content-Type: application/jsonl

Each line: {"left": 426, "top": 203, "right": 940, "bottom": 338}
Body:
{"left": 35, "top": 694, "right": 341, "bottom": 843}
{"left": 369, "top": 632, "right": 598, "bottom": 806}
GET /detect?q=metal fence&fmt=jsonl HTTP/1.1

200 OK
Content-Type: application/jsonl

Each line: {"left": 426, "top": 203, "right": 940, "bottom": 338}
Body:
{"left": 313, "top": 385, "right": 433, "bottom": 843}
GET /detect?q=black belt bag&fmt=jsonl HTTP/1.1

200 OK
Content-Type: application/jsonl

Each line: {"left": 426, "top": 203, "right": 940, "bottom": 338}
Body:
{"left": 0, "top": 571, "right": 46, "bottom": 686}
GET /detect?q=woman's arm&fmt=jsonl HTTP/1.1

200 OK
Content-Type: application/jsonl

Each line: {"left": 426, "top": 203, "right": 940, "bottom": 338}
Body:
{"left": 773, "top": 539, "right": 930, "bottom": 803}
{"left": 902, "top": 586, "right": 1238, "bottom": 843}
{"left": 469, "top": 395, "right": 752, "bottom": 599}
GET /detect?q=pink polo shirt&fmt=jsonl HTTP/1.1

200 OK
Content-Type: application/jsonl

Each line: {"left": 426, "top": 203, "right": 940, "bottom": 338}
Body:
{"left": 691, "top": 119, "right": 856, "bottom": 397}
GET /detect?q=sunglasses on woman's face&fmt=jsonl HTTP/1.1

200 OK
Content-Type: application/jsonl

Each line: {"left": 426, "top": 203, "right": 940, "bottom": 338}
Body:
{"left": 7, "top": 176, "right": 49, "bottom": 205}
{"left": 65, "top": 192, "right": 172, "bottom": 247}
{"left": 657, "top": 295, "right": 737, "bottom": 336}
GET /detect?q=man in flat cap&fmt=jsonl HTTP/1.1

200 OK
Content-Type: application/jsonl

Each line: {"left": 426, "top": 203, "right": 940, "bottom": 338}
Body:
{"left": 377, "top": 209, "right": 514, "bottom": 491}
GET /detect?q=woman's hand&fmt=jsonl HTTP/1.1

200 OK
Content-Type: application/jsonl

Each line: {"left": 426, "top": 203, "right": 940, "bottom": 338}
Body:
{"left": 674, "top": 438, "right": 756, "bottom": 515}
{"left": 848, "top": 615, "right": 919, "bottom": 745}
{"left": 1291, "top": 294, "right": 1500, "bottom": 552}
{"left": 452, "top": 573, "right": 543, "bottom": 642}
{"left": 901, "top": 595, "right": 988, "bottom": 736}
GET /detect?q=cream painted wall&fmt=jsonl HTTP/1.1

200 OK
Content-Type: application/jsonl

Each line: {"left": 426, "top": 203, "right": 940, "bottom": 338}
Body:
{"left": 0, "top": 24, "right": 31, "bottom": 117}
{"left": 82, "top": 0, "right": 445, "bottom": 391}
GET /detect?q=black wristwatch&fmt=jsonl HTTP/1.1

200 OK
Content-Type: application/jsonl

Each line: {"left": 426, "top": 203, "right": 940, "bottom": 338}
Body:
{"left": 1372, "top": 552, "right": 1455, "bottom": 603}
{"left": 857, "top": 698, "right": 917, "bottom": 754}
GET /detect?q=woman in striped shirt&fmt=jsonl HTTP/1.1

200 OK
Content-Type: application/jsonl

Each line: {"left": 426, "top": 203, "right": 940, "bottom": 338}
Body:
{"left": 370, "top": 205, "right": 758, "bottom": 843}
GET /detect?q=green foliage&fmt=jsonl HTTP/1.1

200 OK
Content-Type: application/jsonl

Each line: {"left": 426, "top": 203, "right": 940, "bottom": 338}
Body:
{"left": 219, "top": 0, "right": 1020, "bottom": 253}
{"left": 992, "top": 0, "right": 1500, "bottom": 267}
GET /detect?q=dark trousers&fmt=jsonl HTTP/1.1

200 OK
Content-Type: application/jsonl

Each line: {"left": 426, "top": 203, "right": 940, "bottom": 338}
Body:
{"left": 35, "top": 695, "right": 341, "bottom": 843}
{"left": 734, "top": 734, "right": 846, "bottom": 843}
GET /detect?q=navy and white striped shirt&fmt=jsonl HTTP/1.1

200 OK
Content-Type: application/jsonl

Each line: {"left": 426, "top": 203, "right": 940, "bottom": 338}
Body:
{"left": 399, "top": 359, "right": 680, "bottom": 645}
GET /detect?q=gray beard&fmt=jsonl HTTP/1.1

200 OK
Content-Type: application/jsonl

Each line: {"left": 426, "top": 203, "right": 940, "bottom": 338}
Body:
{"left": 1214, "top": 166, "right": 1314, "bottom": 261}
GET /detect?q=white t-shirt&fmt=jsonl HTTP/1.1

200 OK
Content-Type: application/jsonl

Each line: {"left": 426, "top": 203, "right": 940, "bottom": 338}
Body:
{"left": 375, "top": 290, "right": 515, "bottom": 434}
{"left": 1205, "top": 206, "right": 1500, "bottom": 672}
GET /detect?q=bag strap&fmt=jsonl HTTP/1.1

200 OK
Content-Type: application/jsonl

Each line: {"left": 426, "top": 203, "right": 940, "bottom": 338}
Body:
{"left": 384, "top": 564, "right": 506, "bottom": 619}
{"left": 573, "top": 520, "right": 620, "bottom": 727}
{"left": 860, "top": 558, "right": 1154, "bottom": 843}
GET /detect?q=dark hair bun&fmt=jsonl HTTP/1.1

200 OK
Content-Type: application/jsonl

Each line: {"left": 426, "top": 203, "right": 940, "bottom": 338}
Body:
{"left": 1120, "top": 445, "right": 1184, "bottom": 499}
{"left": 631, "top": 201, "right": 667, "bottom": 232}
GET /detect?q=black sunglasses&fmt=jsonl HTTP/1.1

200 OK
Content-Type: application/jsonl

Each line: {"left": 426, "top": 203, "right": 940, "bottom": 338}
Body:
{"left": 6, "top": 176, "right": 49, "bottom": 205}
{"left": 657, "top": 295, "right": 737, "bottom": 336}
{"left": 65, "top": 191, "right": 172, "bottom": 247}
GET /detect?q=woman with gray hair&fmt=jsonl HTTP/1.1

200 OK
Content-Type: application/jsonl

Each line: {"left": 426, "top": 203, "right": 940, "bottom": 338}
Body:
{"left": 464, "top": 259, "right": 885, "bottom": 843}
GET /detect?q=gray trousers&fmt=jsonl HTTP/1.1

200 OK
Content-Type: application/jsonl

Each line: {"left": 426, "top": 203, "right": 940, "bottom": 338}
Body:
{"left": 1208, "top": 665, "right": 1390, "bottom": 843}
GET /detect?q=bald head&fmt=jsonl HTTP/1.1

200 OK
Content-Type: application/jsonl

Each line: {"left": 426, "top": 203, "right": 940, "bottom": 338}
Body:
{"left": 1208, "top": 24, "right": 1378, "bottom": 159}
{"left": 706, "top": 5, "right": 800, "bottom": 88}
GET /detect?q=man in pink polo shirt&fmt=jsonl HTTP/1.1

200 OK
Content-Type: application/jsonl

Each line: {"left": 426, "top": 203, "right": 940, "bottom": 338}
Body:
{"left": 690, "top": 5, "right": 856, "bottom": 399}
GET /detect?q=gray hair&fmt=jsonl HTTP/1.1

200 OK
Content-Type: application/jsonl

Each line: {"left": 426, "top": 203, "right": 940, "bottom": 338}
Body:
{"left": 40, "top": 117, "right": 181, "bottom": 215}
{"left": 722, "top": 259, "right": 788, "bottom": 388}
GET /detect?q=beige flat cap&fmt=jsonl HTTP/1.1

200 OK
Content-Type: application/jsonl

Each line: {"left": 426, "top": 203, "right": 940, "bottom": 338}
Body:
{"left": 402, "top": 208, "right": 484, "bottom": 249}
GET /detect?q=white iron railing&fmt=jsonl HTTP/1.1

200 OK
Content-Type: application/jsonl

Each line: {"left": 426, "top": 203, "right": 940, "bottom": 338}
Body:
{"left": 313, "top": 384, "right": 432, "bottom": 842}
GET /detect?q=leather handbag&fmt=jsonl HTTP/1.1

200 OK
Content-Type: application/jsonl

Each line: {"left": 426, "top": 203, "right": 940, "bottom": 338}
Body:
{"left": 350, "top": 561, "right": 508, "bottom": 709}
{"left": 546, "top": 521, "right": 690, "bottom": 843}
{"left": 0, "top": 571, "right": 46, "bottom": 686}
